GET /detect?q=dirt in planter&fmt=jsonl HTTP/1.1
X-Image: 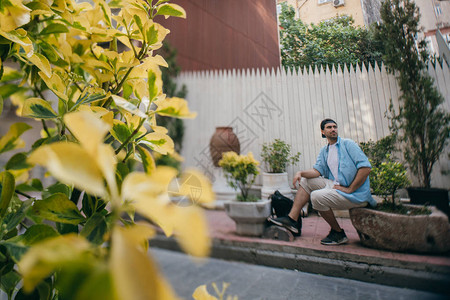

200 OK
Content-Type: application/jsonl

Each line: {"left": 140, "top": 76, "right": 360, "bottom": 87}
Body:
{"left": 375, "top": 202, "right": 432, "bottom": 216}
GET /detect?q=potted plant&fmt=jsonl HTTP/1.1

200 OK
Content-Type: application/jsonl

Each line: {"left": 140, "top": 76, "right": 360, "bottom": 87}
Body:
{"left": 350, "top": 153, "right": 450, "bottom": 253}
{"left": 377, "top": 0, "right": 450, "bottom": 216}
{"left": 260, "top": 139, "right": 305, "bottom": 214}
{"left": 219, "top": 151, "right": 271, "bottom": 236}
{"left": 260, "top": 139, "right": 300, "bottom": 198}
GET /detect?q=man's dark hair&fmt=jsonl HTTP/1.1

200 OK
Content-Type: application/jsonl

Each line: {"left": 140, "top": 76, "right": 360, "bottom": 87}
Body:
{"left": 320, "top": 118, "right": 337, "bottom": 138}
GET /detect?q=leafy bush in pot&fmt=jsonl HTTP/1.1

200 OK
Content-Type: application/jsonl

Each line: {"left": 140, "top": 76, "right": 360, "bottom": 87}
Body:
{"left": 219, "top": 151, "right": 259, "bottom": 202}
{"left": 260, "top": 139, "right": 300, "bottom": 173}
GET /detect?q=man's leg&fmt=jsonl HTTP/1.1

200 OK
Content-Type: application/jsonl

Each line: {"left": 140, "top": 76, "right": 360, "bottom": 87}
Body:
{"left": 317, "top": 209, "right": 341, "bottom": 232}
{"left": 288, "top": 186, "right": 309, "bottom": 221}
{"left": 311, "top": 188, "right": 366, "bottom": 245}
{"left": 269, "top": 177, "right": 328, "bottom": 233}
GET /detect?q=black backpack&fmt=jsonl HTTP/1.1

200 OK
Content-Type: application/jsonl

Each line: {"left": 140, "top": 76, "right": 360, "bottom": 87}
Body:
{"left": 270, "top": 190, "right": 302, "bottom": 235}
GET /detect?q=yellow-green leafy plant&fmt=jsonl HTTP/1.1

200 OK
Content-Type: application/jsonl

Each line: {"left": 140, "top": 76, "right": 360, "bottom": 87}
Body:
{"left": 218, "top": 152, "right": 259, "bottom": 202}
{"left": 193, "top": 282, "right": 238, "bottom": 300}
{"left": 0, "top": 1, "right": 214, "bottom": 299}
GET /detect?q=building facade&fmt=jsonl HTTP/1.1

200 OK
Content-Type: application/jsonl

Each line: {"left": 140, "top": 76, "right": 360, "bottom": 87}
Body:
{"left": 277, "top": 0, "right": 450, "bottom": 57}
{"left": 156, "top": 0, "right": 281, "bottom": 71}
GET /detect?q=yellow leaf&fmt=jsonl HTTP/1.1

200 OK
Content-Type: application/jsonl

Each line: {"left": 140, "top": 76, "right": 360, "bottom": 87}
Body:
{"left": 0, "top": 29, "right": 33, "bottom": 56}
{"left": 111, "top": 95, "right": 147, "bottom": 119}
{"left": 177, "top": 170, "right": 215, "bottom": 204}
{"left": 18, "top": 234, "right": 92, "bottom": 292}
{"left": 96, "top": 144, "right": 118, "bottom": 199}
{"left": 122, "top": 168, "right": 178, "bottom": 201}
{"left": 110, "top": 228, "right": 179, "bottom": 300}
{"left": 136, "top": 145, "right": 156, "bottom": 175}
{"left": 27, "top": 142, "right": 107, "bottom": 197}
{"left": 155, "top": 97, "right": 197, "bottom": 119}
{"left": 123, "top": 170, "right": 211, "bottom": 257}
{"left": 172, "top": 206, "right": 211, "bottom": 257}
{"left": 38, "top": 71, "right": 68, "bottom": 101}
{"left": 150, "top": 125, "right": 168, "bottom": 134}
{"left": 64, "top": 111, "right": 111, "bottom": 155}
{"left": 192, "top": 285, "right": 218, "bottom": 300}
{"left": 139, "top": 132, "right": 174, "bottom": 155}
{"left": 156, "top": 3, "right": 186, "bottom": 19}
{"left": 28, "top": 53, "right": 51, "bottom": 77}
{"left": 0, "top": 122, "right": 32, "bottom": 154}
{"left": 0, "top": 0, "right": 31, "bottom": 32}
{"left": 22, "top": 98, "right": 57, "bottom": 119}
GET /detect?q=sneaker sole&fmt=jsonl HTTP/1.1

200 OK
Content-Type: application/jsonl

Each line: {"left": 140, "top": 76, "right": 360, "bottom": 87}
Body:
{"left": 320, "top": 237, "right": 349, "bottom": 245}
{"left": 268, "top": 218, "right": 299, "bottom": 234}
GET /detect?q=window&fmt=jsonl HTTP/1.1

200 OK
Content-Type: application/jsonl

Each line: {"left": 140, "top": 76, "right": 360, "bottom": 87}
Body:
{"left": 435, "top": 4, "right": 442, "bottom": 16}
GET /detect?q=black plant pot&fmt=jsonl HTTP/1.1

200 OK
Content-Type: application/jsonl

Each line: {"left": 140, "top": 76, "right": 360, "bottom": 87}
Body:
{"left": 407, "top": 187, "right": 450, "bottom": 219}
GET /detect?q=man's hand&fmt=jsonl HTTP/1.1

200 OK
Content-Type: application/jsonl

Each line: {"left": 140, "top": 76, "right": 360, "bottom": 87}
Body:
{"left": 292, "top": 171, "right": 302, "bottom": 187}
{"left": 333, "top": 167, "right": 371, "bottom": 194}
{"left": 333, "top": 185, "right": 352, "bottom": 194}
{"left": 292, "top": 169, "right": 321, "bottom": 188}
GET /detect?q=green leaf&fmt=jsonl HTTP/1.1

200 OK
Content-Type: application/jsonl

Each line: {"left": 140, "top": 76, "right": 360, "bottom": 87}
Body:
{"left": 0, "top": 171, "right": 15, "bottom": 218}
{"left": 32, "top": 193, "right": 85, "bottom": 225}
{"left": 0, "top": 84, "right": 27, "bottom": 98}
{"left": 81, "top": 194, "right": 106, "bottom": 219}
{"left": 80, "top": 213, "right": 107, "bottom": 245}
{"left": 155, "top": 3, "right": 186, "bottom": 18}
{"left": 148, "top": 69, "right": 157, "bottom": 101}
{"left": 7, "top": 224, "right": 59, "bottom": 246}
{"left": 0, "top": 242, "right": 28, "bottom": 262}
{"left": 31, "top": 179, "right": 43, "bottom": 191}
{"left": 41, "top": 23, "right": 69, "bottom": 35}
{"left": 15, "top": 287, "right": 40, "bottom": 300}
{"left": 0, "top": 122, "right": 32, "bottom": 154}
{"left": 5, "top": 152, "right": 32, "bottom": 170}
{"left": 136, "top": 145, "right": 155, "bottom": 174}
{"left": 22, "top": 98, "right": 58, "bottom": 119}
{"left": 0, "top": 68, "right": 22, "bottom": 82}
{"left": 42, "top": 183, "right": 71, "bottom": 199}
{"left": 72, "top": 93, "right": 106, "bottom": 111}
{"left": 0, "top": 96, "right": 3, "bottom": 115}
{"left": 0, "top": 270, "right": 21, "bottom": 298}
{"left": 146, "top": 24, "right": 158, "bottom": 45}
{"left": 111, "top": 122, "right": 131, "bottom": 143}
{"left": 56, "top": 223, "right": 78, "bottom": 235}
{"left": 1, "top": 198, "right": 32, "bottom": 235}
{"left": 123, "top": 83, "right": 133, "bottom": 99}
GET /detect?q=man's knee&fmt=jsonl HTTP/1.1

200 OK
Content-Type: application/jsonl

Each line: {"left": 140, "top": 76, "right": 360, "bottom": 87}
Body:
{"left": 310, "top": 190, "right": 330, "bottom": 211}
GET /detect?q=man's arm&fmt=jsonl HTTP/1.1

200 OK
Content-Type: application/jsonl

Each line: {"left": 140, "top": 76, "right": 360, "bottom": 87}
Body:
{"left": 334, "top": 167, "right": 371, "bottom": 194}
{"left": 292, "top": 168, "right": 321, "bottom": 187}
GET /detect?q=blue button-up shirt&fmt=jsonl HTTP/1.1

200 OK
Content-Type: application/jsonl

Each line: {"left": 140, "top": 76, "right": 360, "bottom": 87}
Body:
{"left": 313, "top": 137, "right": 376, "bottom": 207}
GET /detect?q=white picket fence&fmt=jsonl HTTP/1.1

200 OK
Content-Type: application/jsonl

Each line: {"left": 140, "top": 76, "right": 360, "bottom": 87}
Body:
{"left": 176, "top": 63, "right": 450, "bottom": 189}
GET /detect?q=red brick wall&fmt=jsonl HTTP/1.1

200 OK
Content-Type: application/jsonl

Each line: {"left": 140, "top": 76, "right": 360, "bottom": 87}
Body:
{"left": 155, "top": 0, "right": 281, "bottom": 71}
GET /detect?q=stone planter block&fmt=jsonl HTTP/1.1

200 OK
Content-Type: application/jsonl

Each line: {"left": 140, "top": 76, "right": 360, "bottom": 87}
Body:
{"left": 261, "top": 172, "right": 293, "bottom": 200}
{"left": 349, "top": 205, "right": 450, "bottom": 253}
{"left": 224, "top": 199, "right": 271, "bottom": 236}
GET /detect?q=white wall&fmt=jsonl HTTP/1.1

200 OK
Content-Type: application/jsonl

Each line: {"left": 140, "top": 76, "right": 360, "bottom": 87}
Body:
{"left": 176, "top": 62, "right": 450, "bottom": 189}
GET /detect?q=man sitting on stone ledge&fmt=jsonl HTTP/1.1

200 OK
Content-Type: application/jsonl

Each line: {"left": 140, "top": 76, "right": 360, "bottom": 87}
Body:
{"left": 269, "top": 118, "right": 377, "bottom": 245}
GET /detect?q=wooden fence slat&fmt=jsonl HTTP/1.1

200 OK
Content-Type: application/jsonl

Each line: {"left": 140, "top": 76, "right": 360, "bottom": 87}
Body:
{"left": 176, "top": 64, "right": 450, "bottom": 189}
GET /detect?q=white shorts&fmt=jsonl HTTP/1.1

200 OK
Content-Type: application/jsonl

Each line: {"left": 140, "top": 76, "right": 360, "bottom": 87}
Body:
{"left": 299, "top": 177, "right": 367, "bottom": 211}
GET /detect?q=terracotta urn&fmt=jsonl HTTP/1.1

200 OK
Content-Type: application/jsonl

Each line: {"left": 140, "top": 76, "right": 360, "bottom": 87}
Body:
{"left": 209, "top": 127, "right": 240, "bottom": 167}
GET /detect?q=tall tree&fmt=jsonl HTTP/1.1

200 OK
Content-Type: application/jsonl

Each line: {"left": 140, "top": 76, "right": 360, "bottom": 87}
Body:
{"left": 377, "top": 0, "right": 450, "bottom": 188}
{"left": 278, "top": 3, "right": 383, "bottom": 69}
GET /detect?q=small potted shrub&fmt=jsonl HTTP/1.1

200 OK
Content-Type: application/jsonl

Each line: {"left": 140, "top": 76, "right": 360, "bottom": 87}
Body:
{"left": 219, "top": 151, "right": 271, "bottom": 236}
{"left": 260, "top": 139, "right": 300, "bottom": 200}
{"left": 350, "top": 154, "right": 450, "bottom": 253}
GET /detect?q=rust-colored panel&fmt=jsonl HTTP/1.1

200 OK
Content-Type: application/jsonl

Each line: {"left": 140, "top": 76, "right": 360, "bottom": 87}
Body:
{"left": 156, "top": 0, "right": 280, "bottom": 71}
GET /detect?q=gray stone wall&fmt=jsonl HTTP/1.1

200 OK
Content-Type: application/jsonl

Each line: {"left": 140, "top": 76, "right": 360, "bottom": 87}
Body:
{"left": 361, "top": 0, "right": 382, "bottom": 26}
